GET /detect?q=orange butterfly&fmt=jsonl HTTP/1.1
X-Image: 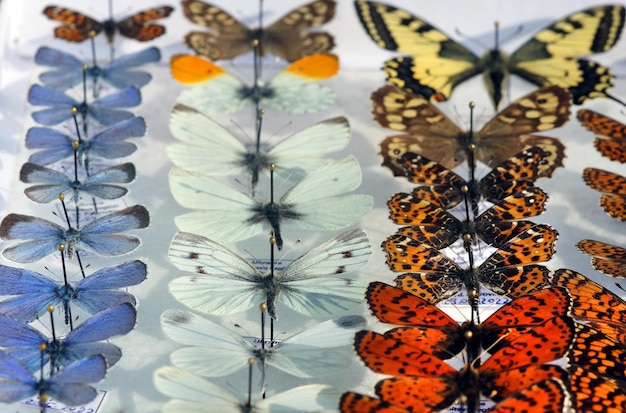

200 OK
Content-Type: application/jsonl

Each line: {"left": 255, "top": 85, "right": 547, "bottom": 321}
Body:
{"left": 384, "top": 223, "right": 557, "bottom": 305}
{"left": 366, "top": 282, "right": 573, "bottom": 359}
{"left": 578, "top": 109, "right": 626, "bottom": 163}
{"left": 43, "top": 5, "right": 174, "bottom": 43}
{"left": 577, "top": 239, "right": 626, "bottom": 278}
{"left": 395, "top": 147, "right": 552, "bottom": 215}
{"left": 583, "top": 167, "right": 626, "bottom": 221}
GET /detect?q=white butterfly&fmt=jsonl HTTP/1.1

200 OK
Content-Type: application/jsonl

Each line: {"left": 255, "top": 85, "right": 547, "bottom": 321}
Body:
{"left": 168, "top": 228, "right": 371, "bottom": 319}
{"left": 161, "top": 310, "right": 365, "bottom": 378}
{"left": 169, "top": 156, "right": 373, "bottom": 249}
{"left": 171, "top": 53, "right": 337, "bottom": 115}
{"left": 154, "top": 366, "right": 342, "bottom": 413}
{"left": 167, "top": 103, "right": 351, "bottom": 187}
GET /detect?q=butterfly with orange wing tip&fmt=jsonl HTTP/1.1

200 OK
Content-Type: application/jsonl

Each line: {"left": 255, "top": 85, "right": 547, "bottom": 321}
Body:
{"left": 383, "top": 223, "right": 557, "bottom": 308}
{"left": 582, "top": 167, "right": 626, "bottom": 221}
{"left": 181, "top": 0, "right": 335, "bottom": 62}
{"left": 578, "top": 109, "right": 626, "bottom": 163}
{"left": 366, "top": 282, "right": 573, "bottom": 361}
{"left": 392, "top": 147, "right": 552, "bottom": 220}
{"left": 43, "top": 5, "right": 174, "bottom": 44}
{"left": 171, "top": 53, "right": 338, "bottom": 115}
{"left": 374, "top": 85, "right": 570, "bottom": 178}
{"left": 577, "top": 239, "right": 626, "bottom": 278}
{"left": 352, "top": 316, "right": 576, "bottom": 413}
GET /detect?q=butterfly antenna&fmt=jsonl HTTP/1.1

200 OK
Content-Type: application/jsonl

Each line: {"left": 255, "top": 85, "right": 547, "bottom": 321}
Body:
{"left": 607, "top": 93, "right": 626, "bottom": 107}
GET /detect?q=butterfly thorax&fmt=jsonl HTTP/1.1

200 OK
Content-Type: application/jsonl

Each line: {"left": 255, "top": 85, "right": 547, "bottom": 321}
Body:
{"left": 238, "top": 82, "right": 274, "bottom": 104}
{"left": 250, "top": 202, "right": 302, "bottom": 250}
{"left": 478, "top": 49, "right": 511, "bottom": 110}
{"left": 260, "top": 274, "right": 279, "bottom": 319}
{"left": 63, "top": 228, "right": 80, "bottom": 259}
{"left": 56, "top": 284, "right": 75, "bottom": 324}
{"left": 101, "top": 18, "right": 116, "bottom": 44}
{"left": 242, "top": 151, "right": 270, "bottom": 188}
{"left": 44, "top": 339, "right": 66, "bottom": 370}
{"left": 456, "top": 365, "right": 482, "bottom": 413}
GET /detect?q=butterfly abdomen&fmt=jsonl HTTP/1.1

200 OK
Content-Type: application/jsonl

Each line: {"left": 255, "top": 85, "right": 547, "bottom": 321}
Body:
{"left": 480, "top": 50, "right": 510, "bottom": 109}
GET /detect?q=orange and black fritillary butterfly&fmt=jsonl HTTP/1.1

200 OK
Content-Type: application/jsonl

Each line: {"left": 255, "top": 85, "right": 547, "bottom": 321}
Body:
{"left": 394, "top": 147, "right": 551, "bottom": 216}
{"left": 353, "top": 316, "right": 575, "bottom": 413}
{"left": 577, "top": 239, "right": 626, "bottom": 278}
{"left": 181, "top": 0, "right": 335, "bottom": 62}
{"left": 374, "top": 85, "right": 570, "bottom": 177}
{"left": 567, "top": 367, "right": 626, "bottom": 412}
{"left": 568, "top": 323, "right": 626, "bottom": 383}
{"left": 366, "top": 282, "right": 573, "bottom": 360}
{"left": 551, "top": 268, "right": 626, "bottom": 342}
{"left": 388, "top": 186, "right": 547, "bottom": 250}
{"left": 578, "top": 109, "right": 626, "bottom": 163}
{"left": 43, "top": 5, "right": 174, "bottom": 44}
{"left": 383, "top": 223, "right": 556, "bottom": 305}
{"left": 582, "top": 167, "right": 626, "bottom": 221}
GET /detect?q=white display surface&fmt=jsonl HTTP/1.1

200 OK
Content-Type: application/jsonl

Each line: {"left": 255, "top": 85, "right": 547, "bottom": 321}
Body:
{"left": 0, "top": 0, "right": 624, "bottom": 412}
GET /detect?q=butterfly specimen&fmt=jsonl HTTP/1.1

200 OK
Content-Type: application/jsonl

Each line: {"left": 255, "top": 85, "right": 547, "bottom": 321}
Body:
{"left": 28, "top": 84, "right": 141, "bottom": 126}
{"left": 26, "top": 116, "right": 147, "bottom": 167}
{"left": 168, "top": 229, "right": 371, "bottom": 320}
{"left": 582, "top": 167, "right": 626, "bottom": 221}
{"left": 20, "top": 162, "right": 135, "bottom": 203}
{"left": 181, "top": 0, "right": 336, "bottom": 62}
{"left": 0, "top": 260, "right": 146, "bottom": 323}
{"left": 169, "top": 156, "right": 372, "bottom": 249}
{"left": 0, "top": 204, "right": 150, "bottom": 263}
{"left": 578, "top": 109, "right": 626, "bottom": 162}
{"left": 577, "top": 239, "right": 626, "bottom": 278}
{"left": 355, "top": 1, "right": 625, "bottom": 108}
{"left": 171, "top": 53, "right": 338, "bottom": 115}
{"left": 0, "top": 303, "right": 136, "bottom": 371}
{"left": 384, "top": 223, "right": 556, "bottom": 305}
{"left": 0, "top": 353, "right": 106, "bottom": 407}
{"left": 35, "top": 46, "right": 161, "bottom": 91}
{"left": 154, "top": 366, "right": 342, "bottom": 413}
{"left": 168, "top": 104, "right": 351, "bottom": 188}
{"left": 162, "top": 310, "right": 365, "bottom": 378}
{"left": 374, "top": 85, "right": 569, "bottom": 177}
{"left": 43, "top": 5, "right": 174, "bottom": 44}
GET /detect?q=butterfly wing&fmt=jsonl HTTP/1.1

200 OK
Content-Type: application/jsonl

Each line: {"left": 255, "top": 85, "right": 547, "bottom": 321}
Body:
{"left": 87, "top": 116, "right": 147, "bottom": 160}
{"left": 167, "top": 104, "right": 248, "bottom": 175}
{"left": 25, "top": 127, "right": 75, "bottom": 165}
{"left": 89, "top": 86, "right": 142, "bottom": 126}
{"left": 172, "top": 55, "right": 247, "bottom": 115}
{"left": 161, "top": 309, "right": 253, "bottom": 377}
{"left": 46, "top": 356, "right": 106, "bottom": 406}
{"left": 20, "top": 163, "right": 73, "bottom": 203}
{"left": 28, "top": 85, "right": 78, "bottom": 125}
{"left": 74, "top": 260, "right": 146, "bottom": 313}
{"left": 79, "top": 163, "right": 136, "bottom": 199}
{"left": 576, "top": 239, "right": 626, "bottom": 278}
{"left": 0, "top": 266, "right": 59, "bottom": 322}
{"left": 103, "top": 46, "right": 161, "bottom": 89}
{"left": 169, "top": 168, "right": 264, "bottom": 243}
{"left": 168, "top": 231, "right": 264, "bottom": 315}
{"left": 116, "top": 6, "right": 174, "bottom": 41}
{"left": 0, "top": 314, "right": 48, "bottom": 370}
{"left": 43, "top": 6, "right": 103, "bottom": 42}
{"left": 262, "top": 54, "right": 338, "bottom": 113}
{"left": 154, "top": 366, "right": 241, "bottom": 413}
{"left": 263, "top": 0, "right": 336, "bottom": 62}
{"left": 255, "top": 384, "right": 342, "bottom": 412}
{"left": 583, "top": 167, "right": 626, "bottom": 221}
{"left": 0, "top": 215, "right": 65, "bottom": 263}
{"left": 578, "top": 109, "right": 626, "bottom": 162}
{"left": 181, "top": 0, "right": 252, "bottom": 60}
{"left": 35, "top": 46, "right": 84, "bottom": 90}
{"left": 0, "top": 353, "right": 37, "bottom": 403}
{"left": 510, "top": 5, "right": 625, "bottom": 104}
{"left": 77, "top": 205, "right": 150, "bottom": 256}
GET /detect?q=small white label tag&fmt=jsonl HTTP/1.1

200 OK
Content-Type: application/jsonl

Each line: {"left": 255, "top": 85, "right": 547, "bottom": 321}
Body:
{"left": 22, "top": 390, "right": 107, "bottom": 412}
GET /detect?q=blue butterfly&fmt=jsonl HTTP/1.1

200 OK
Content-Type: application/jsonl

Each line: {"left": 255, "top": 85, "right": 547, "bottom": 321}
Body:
{"left": 26, "top": 116, "right": 146, "bottom": 166}
{"left": 35, "top": 46, "right": 161, "bottom": 91}
{"left": 28, "top": 84, "right": 141, "bottom": 126}
{"left": 0, "top": 353, "right": 106, "bottom": 407}
{"left": 0, "top": 204, "right": 150, "bottom": 263}
{"left": 0, "top": 260, "right": 146, "bottom": 323}
{"left": 20, "top": 162, "right": 135, "bottom": 203}
{"left": 0, "top": 303, "right": 136, "bottom": 371}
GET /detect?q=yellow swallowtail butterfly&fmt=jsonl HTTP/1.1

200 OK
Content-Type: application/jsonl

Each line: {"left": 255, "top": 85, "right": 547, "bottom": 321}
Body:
{"left": 355, "top": 0, "right": 625, "bottom": 108}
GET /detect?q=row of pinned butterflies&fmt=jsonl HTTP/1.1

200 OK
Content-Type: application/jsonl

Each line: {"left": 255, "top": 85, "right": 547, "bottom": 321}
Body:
{"left": 0, "top": 2, "right": 180, "bottom": 406}
{"left": 339, "top": 1, "right": 626, "bottom": 412}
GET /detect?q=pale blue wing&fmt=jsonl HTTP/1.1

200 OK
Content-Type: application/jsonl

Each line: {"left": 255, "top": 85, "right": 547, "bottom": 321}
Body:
{"left": 88, "top": 116, "right": 146, "bottom": 159}
{"left": 0, "top": 313, "right": 46, "bottom": 348}
{"left": 79, "top": 163, "right": 135, "bottom": 199}
{"left": 167, "top": 104, "right": 248, "bottom": 175}
{"left": 89, "top": 87, "right": 141, "bottom": 126}
{"left": 0, "top": 353, "right": 36, "bottom": 403}
{"left": 28, "top": 85, "right": 78, "bottom": 125}
{"left": 0, "top": 214, "right": 65, "bottom": 263}
{"left": 20, "top": 163, "right": 72, "bottom": 203}
{"left": 47, "top": 355, "right": 106, "bottom": 406}
{"left": 35, "top": 46, "right": 84, "bottom": 90}
{"left": 78, "top": 260, "right": 147, "bottom": 290}
{"left": 102, "top": 47, "right": 160, "bottom": 89}
{"left": 25, "top": 127, "right": 75, "bottom": 165}
{"left": 66, "top": 303, "right": 136, "bottom": 344}
{"left": 0, "top": 266, "right": 59, "bottom": 321}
